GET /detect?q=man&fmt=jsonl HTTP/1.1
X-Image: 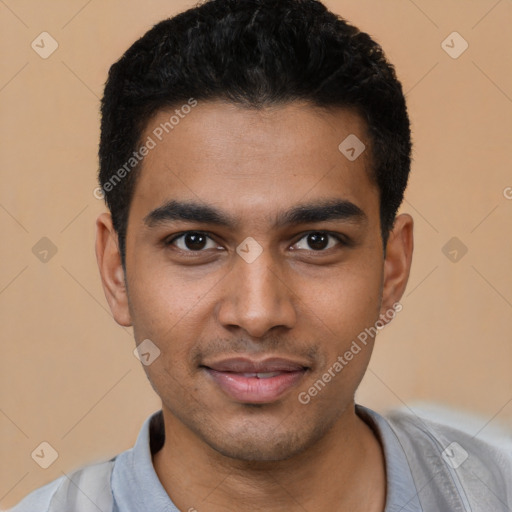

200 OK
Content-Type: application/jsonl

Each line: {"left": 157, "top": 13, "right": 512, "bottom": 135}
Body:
{"left": 10, "top": 0, "right": 511, "bottom": 511}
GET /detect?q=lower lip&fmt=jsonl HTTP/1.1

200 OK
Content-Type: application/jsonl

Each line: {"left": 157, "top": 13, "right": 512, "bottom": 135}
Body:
{"left": 205, "top": 368, "right": 306, "bottom": 404}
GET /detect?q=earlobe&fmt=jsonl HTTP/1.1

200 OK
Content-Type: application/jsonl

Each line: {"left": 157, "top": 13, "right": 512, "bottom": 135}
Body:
{"left": 95, "top": 213, "right": 133, "bottom": 327}
{"left": 380, "top": 213, "right": 414, "bottom": 322}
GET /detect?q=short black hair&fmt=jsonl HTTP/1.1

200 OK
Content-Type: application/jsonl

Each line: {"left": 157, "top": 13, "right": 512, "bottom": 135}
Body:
{"left": 99, "top": 0, "right": 411, "bottom": 265}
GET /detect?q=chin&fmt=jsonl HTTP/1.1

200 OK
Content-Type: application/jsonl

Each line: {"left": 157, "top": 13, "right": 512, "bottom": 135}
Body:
{"left": 199, "top": 417, "right": 331, "bottom": 463}
{"left": 210, "top": 437, "right": 307, "bottom": 462}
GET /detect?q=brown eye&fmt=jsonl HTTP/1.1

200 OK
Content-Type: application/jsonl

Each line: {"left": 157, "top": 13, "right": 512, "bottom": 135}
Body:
{"left": 183, "top": 233, "right": 207, "bottom": 250}
{"left": 169, "top": 232, "right": 218, "bottom": 251}
{"left": 306, "top": 232, "right": 329, "bottom": 250}
{"left": 293, "top": 232, "right": 344, "bottom": 251}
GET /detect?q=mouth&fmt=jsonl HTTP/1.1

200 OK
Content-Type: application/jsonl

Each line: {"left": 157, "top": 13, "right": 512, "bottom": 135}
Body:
{"left": 201, "top": 357, "right": 309, "bottom": 404}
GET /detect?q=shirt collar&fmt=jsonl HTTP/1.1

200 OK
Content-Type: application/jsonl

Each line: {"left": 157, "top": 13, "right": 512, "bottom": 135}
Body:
{"left": 113, "top": 407, "right": 423, "bottom": 512}
{"left": 357, "top": 405, "right": 423, "bottom": 511}
{"left": 111, "top": 410, "right": 178, "bottom": 512}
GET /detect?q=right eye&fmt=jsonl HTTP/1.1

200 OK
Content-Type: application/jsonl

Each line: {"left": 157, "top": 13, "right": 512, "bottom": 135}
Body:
{"left": 166, "top": 231, "right": 220, "bottom": 252}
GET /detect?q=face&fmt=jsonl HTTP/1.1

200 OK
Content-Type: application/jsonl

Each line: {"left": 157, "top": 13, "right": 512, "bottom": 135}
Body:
{"left": 97, "top": 101, "right": 412, "bottom": 462}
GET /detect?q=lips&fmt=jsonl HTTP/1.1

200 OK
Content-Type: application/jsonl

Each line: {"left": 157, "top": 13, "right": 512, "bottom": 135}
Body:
{"left": 202, "top": 357, "right": 308, "bottom": 404}
{"left": 205, "top": 357, "right": 307, "bottom": 373}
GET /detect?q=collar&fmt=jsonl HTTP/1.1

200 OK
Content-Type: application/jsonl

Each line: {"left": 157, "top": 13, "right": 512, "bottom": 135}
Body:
{"left": 112, "top": 406, "right": 423, "bottom": 512}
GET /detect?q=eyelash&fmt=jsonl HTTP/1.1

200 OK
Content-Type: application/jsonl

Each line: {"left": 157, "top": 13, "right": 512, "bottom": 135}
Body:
{"left": 165, "top": 231, "right": 348, "bottom": 253}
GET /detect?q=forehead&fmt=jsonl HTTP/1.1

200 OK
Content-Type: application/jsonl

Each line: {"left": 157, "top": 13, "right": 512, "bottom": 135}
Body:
{"left": 129, "top": 100, "right": 379, "bottom": 226}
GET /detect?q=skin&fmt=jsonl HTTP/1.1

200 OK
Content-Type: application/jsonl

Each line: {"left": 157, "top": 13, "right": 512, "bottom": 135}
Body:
{"left": 96, "top": 100, "right": 413, "bottom": 512}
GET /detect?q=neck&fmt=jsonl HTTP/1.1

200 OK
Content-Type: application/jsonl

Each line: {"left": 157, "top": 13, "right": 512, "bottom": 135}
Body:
{"left": 153, "top": 404, "right": 386, "bottom": 512}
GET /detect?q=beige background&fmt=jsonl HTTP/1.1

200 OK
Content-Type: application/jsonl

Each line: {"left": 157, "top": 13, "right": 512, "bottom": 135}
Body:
{"left": 1, "top": 0, "right": 511, "bottom": 508}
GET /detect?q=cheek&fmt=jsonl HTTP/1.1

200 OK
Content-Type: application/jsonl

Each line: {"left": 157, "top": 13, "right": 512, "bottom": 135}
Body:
{"left": 127, "top": 268, "right": 206, "bottom": 400}
{"left": 127, "top": 261, "right": 214, "bottom": 337}
{"left": 293, "top": 258, "right": 383, "bottom": 404}
{"left": 296, "top": 269, "right": 381, "bottom": 410}
{"left": 298, "top": 260, "right": 383, "bottom": 343}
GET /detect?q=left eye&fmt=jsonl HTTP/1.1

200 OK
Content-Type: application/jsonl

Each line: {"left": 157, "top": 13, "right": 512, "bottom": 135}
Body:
{"left": 293, "top": 232, "right": 342, "bottom": 251}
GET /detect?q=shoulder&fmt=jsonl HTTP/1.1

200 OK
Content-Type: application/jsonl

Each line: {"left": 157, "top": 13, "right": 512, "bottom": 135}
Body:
{"left": 6, "top": 476, "right": 65, "bottom": 512}
{"left": 386, "top": 409, "right": 512, "bottom": 505}
{"left": 387, "top": 409, "right": 512, "bottom": 461}
{"left": 7, "top": 459, "right": 115, "bottom": 512}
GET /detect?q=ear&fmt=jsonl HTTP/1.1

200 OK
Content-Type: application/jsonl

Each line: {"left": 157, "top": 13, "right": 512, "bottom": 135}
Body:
{"left": 95, "top": 212, "right": 132, "bottom": 327}
{"left": 379, "top": 213, "right": 413, "bottom": 322}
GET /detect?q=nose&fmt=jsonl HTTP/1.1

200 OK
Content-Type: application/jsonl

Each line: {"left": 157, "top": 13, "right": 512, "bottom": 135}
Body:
{"left": 216, "top": 250, "right": 297, "bottom": 338}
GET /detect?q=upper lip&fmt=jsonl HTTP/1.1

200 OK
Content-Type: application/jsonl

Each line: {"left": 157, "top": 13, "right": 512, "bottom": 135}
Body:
{"left": 203, "top": 357, "right": 308, "bottom": 373}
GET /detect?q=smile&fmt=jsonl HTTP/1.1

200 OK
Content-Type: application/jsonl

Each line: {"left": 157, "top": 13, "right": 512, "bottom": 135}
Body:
{"left": 202, "top": 357, "right": 309, "bottom": 404}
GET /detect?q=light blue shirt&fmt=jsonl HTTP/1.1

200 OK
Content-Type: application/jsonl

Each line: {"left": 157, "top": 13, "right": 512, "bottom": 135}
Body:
{"left": 8, "top": 405, "right": 424, "bottom": 511}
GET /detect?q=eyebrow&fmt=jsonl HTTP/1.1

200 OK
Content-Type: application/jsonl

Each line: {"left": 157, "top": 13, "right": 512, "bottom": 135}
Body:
{"left": 143, "top": 199, "right": 367, "bottom": 229}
